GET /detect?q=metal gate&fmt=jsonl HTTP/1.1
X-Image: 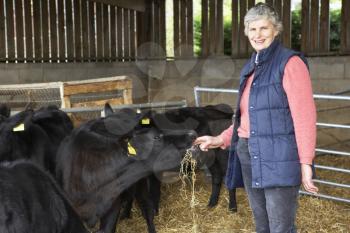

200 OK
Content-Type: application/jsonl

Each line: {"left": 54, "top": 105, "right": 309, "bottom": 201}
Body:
{"left": 194, "top": 86, "right": 350, "bottom": 204}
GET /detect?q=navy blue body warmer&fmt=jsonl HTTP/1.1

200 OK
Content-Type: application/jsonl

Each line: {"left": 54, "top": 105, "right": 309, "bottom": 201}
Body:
{"left": 225, "top": 40, "right": 309, "bottom": 189}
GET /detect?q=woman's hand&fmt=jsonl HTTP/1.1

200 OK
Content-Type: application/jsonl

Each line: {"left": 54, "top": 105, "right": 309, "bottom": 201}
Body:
{"left": 301, "top": 164, "right": 319, "bottom": 194}
{"left": 193, "top": 135, "right": 224, "bottom": 151}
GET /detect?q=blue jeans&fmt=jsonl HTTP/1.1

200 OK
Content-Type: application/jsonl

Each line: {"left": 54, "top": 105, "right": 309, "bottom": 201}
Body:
{"left": 237, "top": 137, "right": 300, "bottom": 233}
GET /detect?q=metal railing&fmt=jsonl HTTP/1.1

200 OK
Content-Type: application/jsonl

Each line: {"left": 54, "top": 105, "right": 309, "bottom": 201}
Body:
{"left": 194, "top": 86, "right": 350, "bottom": 204}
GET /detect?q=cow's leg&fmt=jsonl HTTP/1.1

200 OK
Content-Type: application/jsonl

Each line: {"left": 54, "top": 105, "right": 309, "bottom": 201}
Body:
{"left": 135, "top": 178, "right": 156, "bottom": 233}
{"left": 207, "top": 160, "right": 223, "bottom": 208}
{"left": 149, "top": 174, "right": 161, "bottom": 215}
{"left": 120, "top": 188, "right": 135, "bottom": 219}
{"left": 98, "top": 197, "right": 122, "bottom": 233}
{"left": 228, "top": 188, "right": 238, "bottom": 212}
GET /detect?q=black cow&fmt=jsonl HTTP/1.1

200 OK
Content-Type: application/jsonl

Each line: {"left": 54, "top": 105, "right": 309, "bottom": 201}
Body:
{"left": 0, "top": 160, "right": 88, "bottom": 233}
{"left": 150, "top": 104, "right": 237, "bottom": 212}
{"left": 0, "top": 106, "right": 73, "bottom": 175}
{"left": 56, "top": 105, "right": 196, "bottom": 233}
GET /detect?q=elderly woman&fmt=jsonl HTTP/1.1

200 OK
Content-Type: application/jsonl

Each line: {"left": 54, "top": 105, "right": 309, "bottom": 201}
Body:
{"left": 194, "top": 3, "right": 318, "bottom": 233}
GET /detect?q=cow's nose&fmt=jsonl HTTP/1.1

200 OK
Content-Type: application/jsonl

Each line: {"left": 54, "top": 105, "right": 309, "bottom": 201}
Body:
{"left": 188, "top": 130, "right": 197, "bottom": 141}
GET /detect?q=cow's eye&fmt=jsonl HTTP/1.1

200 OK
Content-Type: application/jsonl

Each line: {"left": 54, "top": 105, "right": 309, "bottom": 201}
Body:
{"left": 154, "top": 135, "right": 162, "bottom": 140}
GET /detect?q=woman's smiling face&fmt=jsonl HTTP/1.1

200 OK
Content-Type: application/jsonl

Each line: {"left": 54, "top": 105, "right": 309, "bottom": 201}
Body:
{"left": 247, "top": 18, "right": 279, "bottom": 53}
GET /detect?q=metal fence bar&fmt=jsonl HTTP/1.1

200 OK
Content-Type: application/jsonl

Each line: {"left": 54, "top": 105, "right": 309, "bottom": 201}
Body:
{"left": 316, "top": 148, "right": 350, "bottom": 157}
{"left": 317, "top": 122, "right": 350, "bottom": 129}
{"left": 62, "top": 100, "right": 187, "bottom": 113}
{"left": 299, "top": 190, "right": 350, "bottom": 204}
{"left": 313, "top": 179, "right": 350, "bottom": 189}
{"left": 315, "top": 164, "right": 350, "bottom": 174}
{"left": 194, "top": 86, "right": 350, "bottom": 204}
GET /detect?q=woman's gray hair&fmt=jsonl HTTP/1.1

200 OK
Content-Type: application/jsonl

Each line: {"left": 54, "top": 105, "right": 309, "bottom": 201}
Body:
{"left": 244, "top": 3, "right": 283, "bottom": 36}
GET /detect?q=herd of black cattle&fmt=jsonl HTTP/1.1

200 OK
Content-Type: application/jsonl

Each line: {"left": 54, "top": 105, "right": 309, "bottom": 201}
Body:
{"left": 0, "top": 102, "right": 237, "bottom": 233}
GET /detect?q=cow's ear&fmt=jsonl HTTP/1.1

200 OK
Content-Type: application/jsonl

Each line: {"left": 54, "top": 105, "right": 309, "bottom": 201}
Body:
{"left": 102, "top": 103, "right": 114, "bottom": 117}
{"left": 0, "top": 104, "right": 10, "bottom": 118}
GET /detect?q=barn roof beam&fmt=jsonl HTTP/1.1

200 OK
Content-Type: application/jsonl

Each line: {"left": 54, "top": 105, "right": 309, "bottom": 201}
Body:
{"left": 89, "top": 0, "right": 145, "bottom": 12}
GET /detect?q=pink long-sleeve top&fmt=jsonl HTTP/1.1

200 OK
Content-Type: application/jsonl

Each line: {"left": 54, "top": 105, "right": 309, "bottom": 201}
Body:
{"left": 219, "top": 56, "right": 316, "bottom": 165}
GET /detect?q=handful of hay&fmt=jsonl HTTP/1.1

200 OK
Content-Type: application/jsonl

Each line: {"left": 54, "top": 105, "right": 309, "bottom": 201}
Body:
{"left": 179, "top": 145, "right": 200, "bottom": 233}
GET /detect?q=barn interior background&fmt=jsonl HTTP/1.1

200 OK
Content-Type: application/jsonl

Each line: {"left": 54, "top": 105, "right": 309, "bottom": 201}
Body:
{"left": 0, "top": 0, "right": 349, "bottom": 232}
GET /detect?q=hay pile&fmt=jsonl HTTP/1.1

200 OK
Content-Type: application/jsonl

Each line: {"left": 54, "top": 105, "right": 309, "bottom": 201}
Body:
{"left": 116, "top": 171, "right": 350, "bottom": 233}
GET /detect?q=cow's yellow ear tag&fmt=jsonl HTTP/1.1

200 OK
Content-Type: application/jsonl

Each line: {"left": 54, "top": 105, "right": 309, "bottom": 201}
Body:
{"left": 141, "top": 118, "right": 150, "bottom": 125}
{"left": 13, "top": 123, "right": 25, "bottom": 132}
{"left": 127, "top": 142, "right": 137, "bottom": 156}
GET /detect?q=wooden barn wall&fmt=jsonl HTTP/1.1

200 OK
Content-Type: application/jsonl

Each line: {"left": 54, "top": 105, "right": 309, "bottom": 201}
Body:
{"left": 0, "top": 0, "right": 140, "bottom": 63}
{"left": 0, "top": 0, "right": 350, "bottom": 62}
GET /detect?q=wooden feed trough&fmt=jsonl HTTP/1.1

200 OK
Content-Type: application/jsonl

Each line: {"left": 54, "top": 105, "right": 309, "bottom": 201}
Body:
{"left": 0, "top": 76, "right": 133, "bottom": 125}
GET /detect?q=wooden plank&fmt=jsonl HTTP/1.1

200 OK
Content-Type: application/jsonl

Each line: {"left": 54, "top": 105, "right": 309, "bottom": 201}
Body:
{"left": 42, "top": 0, "right": 50, "bottom": 61}
{"left": 24, "top": 0, "right": 33, "bottom": 61}
{"left": 282, "top": 0, "right": 291, "bottom": 48}
{"left": 6, "top": 0, "right": 15, "bottom": 61}
{"left": 239, "top": 0, "right": 247, "bottom": 56}
{"left": 110, "top": 6, "right": 117, "bottom": 59}
{"left": 0, "top": 0, "right": 5, "bottom": 60}
{"left": 231, "top": 0, "right": 239, "bottom": 57}
{"left": 340, "top": 0, "right": 350, "bottom": 53}
{"left": 89, "top": 1, "right": 96, "bottom": 60}
{"left": 57, "top": 0, "right": 65, "bottom": 61}
{"left": 81, "top": 0, "right": 89, "bottom": 60}
{"left": 15, "top": 0, "right": 25, "bottom": 60}
{"left": 301, "top": 0, "right": 310, "bottom": 53}
{"left": 96, "top": 2, "right": 103, "bottom": 60}
{"left": 201, "top": 0, "right": 209, "bottom": 57}
{"left": 66, "top": 0, "right": 74, "bottom": 61}
{"left": 174, "top": 0, "right": 180, "bottom": 57}
{"left": 180, "top": 0, "right": 187, "bottom": 56}
{"left": 103, "top": 4, "right": 109, "bottom": 60}
{"left": 209, "top": 0, "right": 216, "bottom": 55}
{"left": 63, "top": 79, "right": 132, "bottom": 96}
{"left": 89, "top": 0, "right": 145, "bottom": 12}
{"left": 71, "top": 98, "right": 125, "bottom": 108}
{"left": 50, "top": 0, "right": 58, "bottom": 61}
{"left": 247, "top": 0, "right": 255, "bottom": 54}
{"left": 153, "top": 0, "right": 160, "bottom": 57}
{"left": 216, "top": 0, "right": 223, "bottom": 55}
{"left": 75, "top": 0, "right": 82, "bottom": 60}
{"left": 33, "top": 0, "right": 42, "bottom": 61}
{"left": 159, "top": 0, "right": 166, "bottom": 55}
{"left": 117, "top": 7, "right": 123, "bottom": 59}
{"left": 310, "top": 0, "right": 319, "bottom": 52}
{"left": 124, "top": 9, "right": 130, "bottom": 59}
{"left": 274, "top": 0, "right": 282, "bottom": 19}
{"left": 319, "top": 0, "right": 329, "bottom": 52}
{"left": 187, "top": 0, "right": 193, "bottom": 57}
{"left": 130, "top": 10, "right": 136, "bottom": 59}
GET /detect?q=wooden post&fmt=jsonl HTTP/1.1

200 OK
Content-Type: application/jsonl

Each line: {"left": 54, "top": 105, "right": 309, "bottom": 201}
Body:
{"left": 239, "top": 0, "right": 247, "bottom": 56}
{"left": 50, "top": 0, "right": 58, "bottom": 61}
{"left": 319, "top": 0, "right": 329, "bottom": 52}
{"left": 66, "top": 0, "right": 74, "bottom": 61}
{"left": 174, "top": 0, "right": 180, "bottom": 57}
{"left": 89, "top": 1, "right": 96, "bottom": 60}
{"left": 24, "top": 0, "right": 33, "bottom": 61}
{"left": 15, "top": 0, "right": 24, "bottom": 61}
{"left": 33, "top": 0, "right": 42, "bottom": 61}
{"left": 282, "top": 0, "right": 291, "bottom": 48}
{"left": 187, "top": 0, "right": 194, "bottom": 57}
{"left": 216, "top": 0, "right": 224, "bottom": 55}
{"left": 42, "top": 0, "right": 50, "bottom": 61}
{"left": 180, "top": 0, "right": 187, "bottom": 57}
{"left": 124, "top": 9, "right": 130, "bottom": 59}
{"left": 117, "top": 7, "right": 123, "bottom": 59}
{"left": 103, "top": 4, "right": 110, "bottom": 60}
{"left": 81, "top": 0, "right": 89, "bottom": 60}
{"left": 75, "top": 0, "right": 83, "bottom": 61}
{"left": 301, "top": 0, "right": 310, "bottom": 54}
{"left": 340, "top": 0, "right": 350, "bottom": 53}
{"left": 7, "top": 0, "right": 15, "bottom": 61}
{"left": 201, "top": 0, "right": 209, "bottom": 57}
{"left": 57, "top": 0, "right": 65, "bottom": 61}
{"left": 231, "top": 0, "right": 239, "bottom": 57}
{"left": 209, "top": 0, "right": 216, "bottom": 55}
{"left": 310, "top": 0, "right": 319, "bottom": 52}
